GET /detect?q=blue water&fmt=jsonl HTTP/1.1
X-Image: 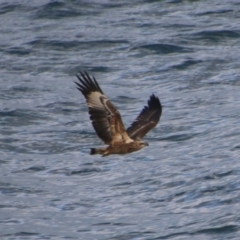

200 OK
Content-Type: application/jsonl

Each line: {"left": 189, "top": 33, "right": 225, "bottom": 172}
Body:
{"left": 1, "top": 0, "right": 240, "bottom": 239}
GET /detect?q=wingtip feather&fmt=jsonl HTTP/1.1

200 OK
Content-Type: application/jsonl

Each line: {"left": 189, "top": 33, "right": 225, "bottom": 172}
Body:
{"left": 148, "top": 94, "right": 161, "bottom": 110}
{"left": 75, "top": 71, "right": 103, "bottom": 95}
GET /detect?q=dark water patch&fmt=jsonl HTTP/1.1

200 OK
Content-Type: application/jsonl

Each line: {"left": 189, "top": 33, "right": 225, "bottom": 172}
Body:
{"left": 146, "top": 189, "right": 187, "bottom": 204}
{"left": 63, "top": 120, "right": 80, "bottom": 127}
{"left": 161, "top": 133, "right": 198, "bottom": 142}
{"left": 1, "top": 139, "right": 71, "bottom": 155}
{"left": 102, "top": 3, "right": 129, "bottom": 8}
{"left": 114, "top": 95, "right": 136, "bottom": 104}
{"left": 0, "top": 185, "right": 43, "bottom": 196}
{"left": 24, "top": 129, "right": 95, "bottom": 149}
{"left": 201, "top": 79, "right": 240, "bottom": 88}
{"left": 5, "top": 47, "right": 32, "bottom": 56}
{"left": 14, "top": 166, "right": 46, "bottom": 173}
{"left": 34, "top": 1, "right": 82, "bottom": 19}
{"left": 0, "top": 109, "right": 47, "bottom": 126}
{"left": 196, "top": 9, "right": 233, "bottom": 16}
{"left": 1, "top": 233, "right": 58, "bottom": 240}
{"left": 171, "top": 59, "right": 203, "bottom": 70}
{"left": 194, "top": 199, "right": 224, "bottom": 209}
{"left": 203, "top": 170, "right": 233, "bottom": 180}
{"left": 232, "top": 145, "right": 240, "bottom": 151}
{"left": 20, "top": 141, "right": 74, "bottom": 154}
{"left": 0, "top": 3, "right": 20, "bottom": 15}
{"left": 152, "top": 231, "right": 188, "bottom": 239}
{"left": 112, "top": 177, "right": 163, "bottom": 189}
{"left": 112, "top": 181, "right": 132, "bottom": 188}
{"left": 221, "top": 131, "right": 240, "bottom": 139}
{"left": 145, "top": 197, "right": 171, "bottom": 204}
{"left": 194, "top": 224, "right": 239, "bottom": 234}
{"left": 133, "top": 43, "right": 192, "bottom": 55}
{"left": 0, "top": 140, "right": 23, "bottom": 153}
{"left": 42, "top": 102, "right": 79, "bottom": 115}
{"left": 8, "top": 86, "right": 34, "bottom": 93}
{"left": 0, "top": 219, "right": 21, "bottom": 224}
{"left": 48, "top": 167, "right": 103, "bottom": 176}
{"left": 68, "top": 167, "right": 103, "bottom": 176}
{"left": 162, "top": 180, "right": 186, "bottom": 189}
{"left": 192, "top": 30, "right": 240, "bottom": 42}
{"left": 0, "top": 159, "right": 7, "bottom": 164}
{"left": 112, "top": 230, "right": 156, "bottom": 240}
{"left": 92, "top": 222, "right": 135, "bottom": 227}
{"left": 70, "top": 65, "right": 112, "bottom": 75}
{"left": 160, "top": 124, "right": 193, "bottom": 134}
{"left": 51, "top": 199, "right": 95, "bottom": 211}
{"left": 28, "top": 39, "right": 81, "bottom": 50}
{"left": 180, "top": 182, "right": 232, "bottom": 206}
{"left": 13, "top": 232, "right": 39, "bottom": 237}
{"left": 1, "top": 143, "right": 25, "bottom": 154}
{"left": 199, "top": 185, "right": 226, "bottom": 195}
{"left": 0, "top": 137, "right": 20, "bottom": 144}
{"left": 28, "top": 39, "right": 129, "bottom": 51}
{"left": 1, "top": 86, "right": 41, "bottom": 100}
{"left": 77, "top": 229, "right": 90, "bottom": 233}
{"left": 0, "top": 204, "right": 17, "bottom": 209}
{"left": 86, "top": 66, "right": 113, "bottom": 73}
{"left": 42, "top": 101, "right": 79, "bottom": 108}
{"left": 62, "top": 202, "right": 85, "bottom": 211}
{"left": 32, "top": 129, "right": 84, "bottom": 138}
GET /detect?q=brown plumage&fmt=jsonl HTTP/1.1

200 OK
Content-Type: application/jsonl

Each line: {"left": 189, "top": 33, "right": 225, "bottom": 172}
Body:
{"left": 75, "top": 71, "right": 162, "bottom": 156}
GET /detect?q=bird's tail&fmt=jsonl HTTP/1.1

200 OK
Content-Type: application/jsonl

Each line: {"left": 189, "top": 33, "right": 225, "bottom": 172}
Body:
{"left": 90, "top": 147, "right": 108, "bottom": 156}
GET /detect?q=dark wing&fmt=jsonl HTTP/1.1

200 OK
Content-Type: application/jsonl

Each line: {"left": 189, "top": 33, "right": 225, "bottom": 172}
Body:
{"left": 75, "top": 72, "right": 132, "bottom": 144}
{"left": 126, "top": 94, "right": 162, "bottom": 140}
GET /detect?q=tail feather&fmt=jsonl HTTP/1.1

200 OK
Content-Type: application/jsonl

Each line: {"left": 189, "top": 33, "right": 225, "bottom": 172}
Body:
{"left": 90, "top": 147, "right": 107, "bottom": 156}
{"left": 90, "top": 148, "right": 97, "bottom": 155}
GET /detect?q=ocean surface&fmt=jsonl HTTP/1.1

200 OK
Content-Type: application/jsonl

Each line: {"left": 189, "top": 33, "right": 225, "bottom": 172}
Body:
{"left": 1, "top": 0, "right": 240, "bottom": 239}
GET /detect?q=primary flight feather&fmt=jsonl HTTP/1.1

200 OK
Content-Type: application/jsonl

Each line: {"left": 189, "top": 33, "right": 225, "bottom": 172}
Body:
{"left": 75, "top": 71, "right": 162, "bottom": 156}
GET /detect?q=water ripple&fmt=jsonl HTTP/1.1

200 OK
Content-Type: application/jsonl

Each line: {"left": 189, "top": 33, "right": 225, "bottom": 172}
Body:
{"left": 1, "top": 0, "right": 240, "bottom": 239}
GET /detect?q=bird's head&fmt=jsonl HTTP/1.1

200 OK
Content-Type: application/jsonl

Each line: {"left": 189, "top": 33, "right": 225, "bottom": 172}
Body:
{"left": 139, "top": 141, "right": 149, "bottom": 148}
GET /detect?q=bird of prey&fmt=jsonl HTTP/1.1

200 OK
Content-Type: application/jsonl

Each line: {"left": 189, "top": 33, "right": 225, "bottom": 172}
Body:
{"left": 75, "top": 72, "right": 162, "bottom": 157}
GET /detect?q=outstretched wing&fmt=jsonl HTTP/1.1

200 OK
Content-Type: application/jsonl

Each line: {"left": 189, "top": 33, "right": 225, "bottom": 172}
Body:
{"left": 126, "top": 94, "right": 162, "bottom": 140}
{"left": 75, "top": 72, "right": 132, "bottom": 144}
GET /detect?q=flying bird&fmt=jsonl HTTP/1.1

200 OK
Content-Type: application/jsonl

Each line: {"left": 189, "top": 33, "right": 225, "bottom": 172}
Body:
{"left": 75, "top": 72, "right": 162, "bottom": 156}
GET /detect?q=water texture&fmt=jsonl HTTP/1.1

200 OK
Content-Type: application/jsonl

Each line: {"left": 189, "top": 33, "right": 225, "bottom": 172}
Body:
{"left": 1, "top": 0, "right": 240, "bottom": 239}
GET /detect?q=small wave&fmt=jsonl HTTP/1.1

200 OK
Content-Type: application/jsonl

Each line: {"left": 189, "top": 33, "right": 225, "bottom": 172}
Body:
{"left": 133, "top": 43, "right": 192, "bottom": 55}
{"left": 0, "top": 109, "right": 46, "bottom": 126}
{"left": 0, "top": 3, "right": 20, "bottom": 15}
{"left": 11, "top": 232, "right": 39, "bottom": 237}
{"left": 161, "top": 133, "right": 198, "bottom": 142}
{"left": 34, "top": 1, "right": 81, "bottom": 19}
{"left": 48, "top": 167, "right": 103, "bottom": 176}
{"left": 171, "top": 59, "right": 203, "bottom": 70}
{"left": 193, "top": 30, "right": 240, "bottom": 41}
{"left": 5, "top": 47, "right": 31, "bottom": 56}
{"left": 0, "top": 185, "right": 43, "bottom": 196}
{"left": 194, "top": 224, "right": 239, "bottom": 234}
{"left": 14, "top": 166, "right": 46, "bottom": 173}
{"left": 196, "top": 9, "right": 233, "bottom": 16}
{"left": 27, "top": 39, "right": 129, "bottom": 51}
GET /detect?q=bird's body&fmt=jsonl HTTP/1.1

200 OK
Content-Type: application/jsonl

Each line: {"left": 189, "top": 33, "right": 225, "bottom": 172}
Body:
{"left": 75, "top": 72, "right": 162, "bottom": 156}
{"left": 90, "top": 141, "right": 148, "bottom": 157}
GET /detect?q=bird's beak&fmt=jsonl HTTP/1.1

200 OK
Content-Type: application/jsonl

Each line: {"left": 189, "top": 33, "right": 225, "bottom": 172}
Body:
{"left": 145, "top": 142, "right": 149, "bottom": 146}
